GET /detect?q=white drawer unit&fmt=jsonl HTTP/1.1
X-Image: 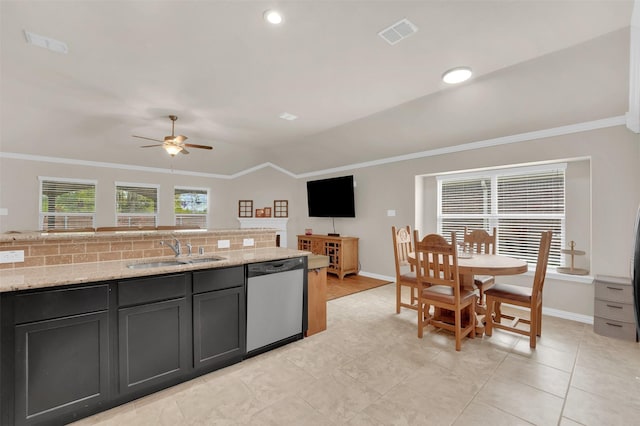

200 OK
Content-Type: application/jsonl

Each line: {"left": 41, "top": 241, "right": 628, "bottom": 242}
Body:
{"left": 593, "top": 275, "right": 637, "bottom": 341}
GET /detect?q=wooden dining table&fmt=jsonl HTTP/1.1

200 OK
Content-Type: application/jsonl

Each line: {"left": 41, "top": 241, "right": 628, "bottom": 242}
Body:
{"left": 408, "top": 253, "right": 528, "bottom": 334}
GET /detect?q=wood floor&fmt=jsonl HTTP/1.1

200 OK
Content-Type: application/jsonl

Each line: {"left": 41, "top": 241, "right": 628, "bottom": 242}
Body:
{"left": 326, "top": 273, "right": 391, "bottom": 300}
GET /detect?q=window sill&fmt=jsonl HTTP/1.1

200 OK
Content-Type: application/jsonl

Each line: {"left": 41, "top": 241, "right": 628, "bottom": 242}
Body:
{"left": 521, "top": 268, "right": 593, "bottom": 284}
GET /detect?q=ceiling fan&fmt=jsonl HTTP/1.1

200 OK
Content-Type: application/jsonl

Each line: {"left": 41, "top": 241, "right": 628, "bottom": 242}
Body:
{"left": 132, "top": 115, "right": 213, "bottom": 156}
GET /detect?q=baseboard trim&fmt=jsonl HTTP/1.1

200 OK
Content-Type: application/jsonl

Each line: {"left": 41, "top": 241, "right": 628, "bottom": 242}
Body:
{"left": 358, "top": 270, "right": 594, "bottom": 324}
{"left": 357, "top": 271, "right": 395, "bottom": 282}
{"left": 542, "top": 306, "right": 594, "bottom": 324}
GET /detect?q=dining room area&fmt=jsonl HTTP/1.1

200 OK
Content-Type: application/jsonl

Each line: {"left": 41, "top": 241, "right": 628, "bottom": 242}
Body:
{"left": 392, "top": 223, "right": 553, "bottom": 351}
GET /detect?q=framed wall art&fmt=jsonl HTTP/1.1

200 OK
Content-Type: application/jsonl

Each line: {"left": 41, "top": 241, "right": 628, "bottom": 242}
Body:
{"left": 238, "top": 200, "right": 253, "bottom": 217}
{"left": 273, "top": 200, "right": 288, "bottom": 218}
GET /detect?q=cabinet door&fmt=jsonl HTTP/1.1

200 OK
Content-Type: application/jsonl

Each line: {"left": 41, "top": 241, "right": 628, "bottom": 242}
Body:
{"left": 306, "top": 268, "right": 327, "bottom": 337}
{"left": 14, "top": 311, "right": 109, "bottom": 425}
{"left": 193, "top": 286, "right": 246, "bottom": 370}
{"left": 118, "top": 298, "right": 189, "bottom": 396}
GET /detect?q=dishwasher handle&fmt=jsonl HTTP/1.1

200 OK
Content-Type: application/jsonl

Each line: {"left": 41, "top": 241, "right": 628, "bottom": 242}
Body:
{"left": 247, "top": 257, "right": 305, "bottom": 277}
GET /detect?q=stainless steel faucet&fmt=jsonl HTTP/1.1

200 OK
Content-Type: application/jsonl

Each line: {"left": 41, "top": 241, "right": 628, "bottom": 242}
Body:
{"left": 160, "top": 238, "right": 182, "bottom": 257}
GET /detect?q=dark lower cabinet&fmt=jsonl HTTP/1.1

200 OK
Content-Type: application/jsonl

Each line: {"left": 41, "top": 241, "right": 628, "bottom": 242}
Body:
{"left": 116, "top": 273, "right": 190, "bottom": 397}
{"left": 192, "top": 266, "right": 245, "bottom": 371}
{"left": 193, "top": 286, "right": 245, "bottom": 370}
{"left": 0, "top": 265, "right": 259, "bottom": 425}
{"left": 6, "top": 284, "right": 110, "bottom": 425}
{"left": 14, "top": 310, "right": 109, "bottom": 425}
{"left": 118, "top": 297, "right": 190, "bottom": 395}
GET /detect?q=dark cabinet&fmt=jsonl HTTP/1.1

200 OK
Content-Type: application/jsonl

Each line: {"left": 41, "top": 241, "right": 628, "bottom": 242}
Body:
{"left": 192, "top": 267, "right": 245, "bottom": 371}
{"left": 117, "top": 274, "right": 190, "bottom": 396}
{"left": 0, "top": 263, "right": 261, "bottom": 425}
{"left": 10, "top": 285, "right": 110, "bottom": 425}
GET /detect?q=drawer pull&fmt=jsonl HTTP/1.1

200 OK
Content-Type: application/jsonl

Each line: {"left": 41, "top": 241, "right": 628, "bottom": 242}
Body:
{"left": 606, "top": 322, "right": 623, "bottom": 328}
{"left": 606, "top": 286, "right": 623, "bottom": 291}
{"left": 606, "top": 304, "right": 623, "bottom": 309}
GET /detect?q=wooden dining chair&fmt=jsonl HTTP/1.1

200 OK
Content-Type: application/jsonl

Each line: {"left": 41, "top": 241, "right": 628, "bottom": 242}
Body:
{"left": 414, "top": 231, "right": 476, "bottom": 351}
{"left": 463, "top": 227, "right": 497, "bottom": 306}
{"left": 391, "top": 225, "right": 418, "bottom": 313}
{"left": 484, "top": 230, "right": 553, "bottom": 348}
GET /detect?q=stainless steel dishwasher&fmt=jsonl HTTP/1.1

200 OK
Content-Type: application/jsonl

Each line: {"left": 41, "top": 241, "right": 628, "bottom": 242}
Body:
{"left": 246, "top": 257, "right": 307, "bottom": 356}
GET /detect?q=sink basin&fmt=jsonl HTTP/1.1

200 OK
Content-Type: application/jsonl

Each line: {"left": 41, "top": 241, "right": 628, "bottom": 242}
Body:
{"left": 184, "top": 256, "right": 226, "bottom": 264}
{"left": 127, "top": 260, "right": 186, "bottom": 269}
{"left": 127, "top": 256, "right": 225, "bottom": 269}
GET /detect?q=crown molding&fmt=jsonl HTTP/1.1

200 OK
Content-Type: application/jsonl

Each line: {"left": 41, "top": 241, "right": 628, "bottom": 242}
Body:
{"left": 0, "top": 152, "right": 230, "bottom": 179}
{"left": 296, "top": 115, "right": 627, "bottom": 178}
{"left": 0, "top": 115, "right": 628, "bottom": 180}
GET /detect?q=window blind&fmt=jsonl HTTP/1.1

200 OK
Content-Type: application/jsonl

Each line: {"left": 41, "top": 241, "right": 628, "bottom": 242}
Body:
{"left": 174, "top": 187, "right": 208, "bottom": 228}
{"left": 116, "top": 184, "right": 158, "bottom": 227}
{"left": 39, "top": 178, "right": 96, "bottom": 230}
{"left": 437, "top": 165, "right": 565, "bottom": 267}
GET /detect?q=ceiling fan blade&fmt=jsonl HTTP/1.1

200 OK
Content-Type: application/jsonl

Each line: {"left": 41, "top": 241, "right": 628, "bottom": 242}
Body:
{"left": 180, "top": 147, "right": 190, "bottom": 154}
{"left": 184, "top": 143, "right": 213, "bottom": 150}
{"left": 140, "top": 144, "right": 163, "bottom": 148}
{"left": 174, "top": 135, "right": 188, "bottom": 143}
{"left": 133, "top": 135, "right": 164, "bottom": 143}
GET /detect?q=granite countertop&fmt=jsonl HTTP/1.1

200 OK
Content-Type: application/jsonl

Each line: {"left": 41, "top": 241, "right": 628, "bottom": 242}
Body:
{"left": 0, "top": 247, "right": 310, "bottom": 293}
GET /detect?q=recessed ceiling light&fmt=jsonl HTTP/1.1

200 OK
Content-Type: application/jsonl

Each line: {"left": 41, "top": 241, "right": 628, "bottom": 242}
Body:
{"left": 442, "top": 67, "right": 473, "bottom": 84}
{"left": 264, "top": 10, "right": 283, "bottom": 25}
{"left": 279, "top": 112, "right": 298, "bottom": 121}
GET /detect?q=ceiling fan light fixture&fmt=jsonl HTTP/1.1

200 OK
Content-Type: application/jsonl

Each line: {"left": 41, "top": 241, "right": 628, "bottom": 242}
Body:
{"left": 442, "top": 66, "right": 473, "bottom": 84}
{"left": 264, "top": 10, "right": 283, "bottom": 25}
{"left": 164, "top": 144, "right": 182, "bottom": 156}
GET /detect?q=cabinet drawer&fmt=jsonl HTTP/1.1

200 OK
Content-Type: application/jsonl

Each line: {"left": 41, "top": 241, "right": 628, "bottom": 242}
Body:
{"left": 594, "top": 299, "right": 635, "bottom": 322}
{"left": 118, "top": 273, "right": 187, "bottom": 306}
{"left": 193, "top": 266, "right": 244, "bottom": 294}
{"left": 594, "top": 280, "right": 632, "bottom": 303}
{"left": 593, "top": 316, "right": 637, "bottom": 341}
{"left": 14, "top": 284, "right": 109, "bottom": 324}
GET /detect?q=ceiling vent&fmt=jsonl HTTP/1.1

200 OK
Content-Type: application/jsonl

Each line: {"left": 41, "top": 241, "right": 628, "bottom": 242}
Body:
{"left": 378, "top": 18, "right": 418, "bottom": 45}
{"left": 24, "top": 30, "right": 68, "bottom": 54}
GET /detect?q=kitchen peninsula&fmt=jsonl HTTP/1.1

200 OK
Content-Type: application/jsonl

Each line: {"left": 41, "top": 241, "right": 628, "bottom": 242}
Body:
{"left": 0, "top": 228, "right": 310, "bottom": 425}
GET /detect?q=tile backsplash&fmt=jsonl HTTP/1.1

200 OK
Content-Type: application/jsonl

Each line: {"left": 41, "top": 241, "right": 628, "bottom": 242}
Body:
{"left": 0, "top": 229, "right": 277, "bottom": 269}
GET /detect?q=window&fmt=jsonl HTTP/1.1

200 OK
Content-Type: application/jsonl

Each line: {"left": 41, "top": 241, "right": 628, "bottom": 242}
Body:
{"left": 438, "top": 164, "right": 565, "bottom": 267}
{"left": 174, "top": 187, "right": 208, "bottom": 228}
{"left": 39, "top": 177, "right": 96, "bottom": 230}
{"left": 115, "top": 183, "right": 158, "bottom": 227}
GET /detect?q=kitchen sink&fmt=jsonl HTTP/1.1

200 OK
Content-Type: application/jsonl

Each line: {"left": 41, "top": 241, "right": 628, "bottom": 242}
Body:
{"left": 127, "top": 260, "right": 186, "bottom": 269}
{"left": 127, "top": 256, "right": 226, "bottom": 269}
{"left": 184, "top": 256, "right": 226, "bottom": 263}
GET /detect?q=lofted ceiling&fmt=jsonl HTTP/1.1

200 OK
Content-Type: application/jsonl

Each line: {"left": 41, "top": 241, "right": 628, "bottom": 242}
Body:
{"left": 0, "top": 1, "right": 635, "bottom": 176}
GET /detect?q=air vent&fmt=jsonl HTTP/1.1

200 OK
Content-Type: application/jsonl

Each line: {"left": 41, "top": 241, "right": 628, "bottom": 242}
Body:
{"left": 24, "top": 30, "right": 68, "bottom": 54}
{"left": 378, "top": 18, "right": 418, "bottom": 45}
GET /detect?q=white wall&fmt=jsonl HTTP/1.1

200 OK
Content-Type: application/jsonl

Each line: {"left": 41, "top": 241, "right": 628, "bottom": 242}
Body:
{"left": 291, "top": 125, "right": 640, "bottom": 317}
{"left": 1, "top": 125, "right": 638, "bottom": 319}
{"left": 0, "top": 159, "right": 232, "bottom": 231}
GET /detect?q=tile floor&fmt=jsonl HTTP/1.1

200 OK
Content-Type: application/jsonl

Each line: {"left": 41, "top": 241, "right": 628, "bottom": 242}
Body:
{"left": 72, "top": 283, "right": 640, "bottom": 425}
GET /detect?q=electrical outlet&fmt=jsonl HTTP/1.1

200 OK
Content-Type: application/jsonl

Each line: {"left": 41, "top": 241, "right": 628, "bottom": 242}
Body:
{"left": 387, "top": 209, "right": 396, "bottom": 217}
{"left": 243, "top": 238, "right": 255, "bottom": 247}
{"left": 0, "top": 250, "right": 24, "bottom": 263}
{"left": 217, "top": 239, "right": 230, "bottom": 249}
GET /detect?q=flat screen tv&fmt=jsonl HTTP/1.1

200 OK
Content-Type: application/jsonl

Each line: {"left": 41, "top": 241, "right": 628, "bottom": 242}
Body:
{"left": 307, "top": 175, "right": 355, "bottom": 218}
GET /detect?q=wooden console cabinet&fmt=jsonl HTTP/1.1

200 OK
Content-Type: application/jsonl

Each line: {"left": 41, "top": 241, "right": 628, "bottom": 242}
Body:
{"left": 298, "top": 235, "right": 359, "bottom": 279}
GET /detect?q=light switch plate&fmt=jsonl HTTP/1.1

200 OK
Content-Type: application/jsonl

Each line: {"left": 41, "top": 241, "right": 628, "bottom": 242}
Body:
{"left": 217, "top": 239, "right": 230, "bottom": 249}
{"left": 0, "top": 250, "right": 24, "bottom": 263}
{"left": 243, "top": 238, "right": 255, "bottom": 247}
{"left": 387, "top": 209, "right": 396, "bottom": 217}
